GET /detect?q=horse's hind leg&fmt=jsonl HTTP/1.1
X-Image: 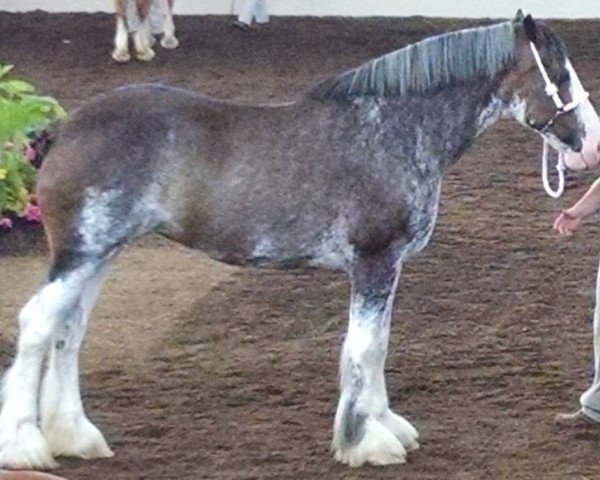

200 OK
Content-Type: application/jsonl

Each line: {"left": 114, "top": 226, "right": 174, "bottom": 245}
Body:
{"left": 332, "top": 249, "right": 418, "bottom": 467}
{"left": 160, "top": 0, "right": 179, "bottom": 49}
{"left": 112, "top": 0, "right": 131, "bottom": 62}
{"left": 0, "top": 256, "right": 111, "bottom": 469}
{"left": 0, "top": 179, "right": 163, "bottom": 468}
{"left": 134, "top": 0, "right": 155, "bottom": 61}
{"left": 39, "top": 264, "right": 114, "bottom": 460}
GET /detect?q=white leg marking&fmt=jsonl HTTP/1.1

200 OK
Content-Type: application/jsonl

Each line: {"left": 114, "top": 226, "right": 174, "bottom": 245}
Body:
{"left": 134, "top": 17, "right": 155, "bottom": 61}
{"left": 0, "top": 271, "right": 91, "bottom": 469}
{"left": 334, "top": 417, "right": 406, "bottom": 467}
{"left": 379, "top": 410, "right": 419, "bottom": 452}
{"left": 112, "top": 16, "right": 131, "bottom": 63}
{"left": 40, "top": 268, "right": 113, "bottom": 460}
{"left": 332, "top": 262, "right": 418, "bottom": 467}
{"left": 160, "top": 0, "right": 178, "bottom": 49}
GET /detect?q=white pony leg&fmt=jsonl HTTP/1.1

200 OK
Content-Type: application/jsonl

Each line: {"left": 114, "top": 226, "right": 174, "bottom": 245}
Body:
{"left": 40, "top": 268, "right": 113, "bottom": 460}
{"left": 0, "top": 269, "right": 91, "bottom": 469}
{"left": 332, "top": 256, "right": 418, "bottom": 467}
{"left": 112, "top": 16, "right": 131, "bottom": 63}
{"left": 0, "top": 291, "right": 56, "bottom": 469}
{"left": 160, "top": 0, "right": 178, "bottom": 49}
{"left": 134, "top": 16, "right": 155, "bottom": 61}
{"left": 379, "top": 410, "right": 419, "bottom": 452}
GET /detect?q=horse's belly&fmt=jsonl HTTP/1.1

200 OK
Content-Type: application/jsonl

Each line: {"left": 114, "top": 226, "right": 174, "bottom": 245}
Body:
{"left": 245, "top": 234, "right": 354, "bottom": 271}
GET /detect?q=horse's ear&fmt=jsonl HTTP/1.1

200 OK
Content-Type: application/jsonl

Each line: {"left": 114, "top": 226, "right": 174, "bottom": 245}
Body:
{"left": 523, "top": 14, "right": 538, "bottom": 44}
{"left": 514, "top": 9, "right": 525, "bottom": 23}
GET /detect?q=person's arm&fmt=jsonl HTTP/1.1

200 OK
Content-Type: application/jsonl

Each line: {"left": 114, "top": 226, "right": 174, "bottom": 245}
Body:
{"left": 565, "top": 177, "right": 600, "bottom": 218}
{"left": 554, "top": 177, "right": 600, "bottom": 235}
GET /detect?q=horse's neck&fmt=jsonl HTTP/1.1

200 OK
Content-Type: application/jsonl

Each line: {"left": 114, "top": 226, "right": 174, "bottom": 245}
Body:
{"left": 370, "top": 79, "right": 506, "bottom": 173}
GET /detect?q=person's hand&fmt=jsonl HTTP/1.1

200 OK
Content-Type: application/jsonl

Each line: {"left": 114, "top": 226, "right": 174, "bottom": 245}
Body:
{"left": 553, "top": 210, "right": 583, "bottom": 236}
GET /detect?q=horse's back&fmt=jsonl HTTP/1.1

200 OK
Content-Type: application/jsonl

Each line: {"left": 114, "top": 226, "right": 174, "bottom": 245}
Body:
{"left": 37, "top": 84, "right": 222, "bottom": 258}
{"left": 39, "top": 83, "right": 223, "bottom": 191}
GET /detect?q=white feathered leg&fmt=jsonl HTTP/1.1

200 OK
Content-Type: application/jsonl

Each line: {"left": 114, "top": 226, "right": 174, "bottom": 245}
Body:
{"left": 160, "top": 0, "right": 178, "bottom": 49}
{"left": 112, "top": 15, "right": 131, "bottom": 63}
{"left": 332, "top": 251, "right": 418, "bottom": 467}
{"left": 0, "top": 265, "right": 96, "bottom": 469}
{"left": 134, "top": 15, "right": 155, "bottom": 61}
{"left": 40, "top": 267, "right": 113, "bottom": 460}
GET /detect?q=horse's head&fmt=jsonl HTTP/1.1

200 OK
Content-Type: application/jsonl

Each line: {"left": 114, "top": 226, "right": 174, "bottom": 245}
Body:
{"left": 503, "top": 11, "right": 600, "bottom": 171}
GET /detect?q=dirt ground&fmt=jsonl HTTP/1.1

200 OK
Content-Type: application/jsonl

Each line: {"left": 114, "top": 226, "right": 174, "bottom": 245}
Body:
{"left": 2, "top": 11, "right": 600, "bottom": 480}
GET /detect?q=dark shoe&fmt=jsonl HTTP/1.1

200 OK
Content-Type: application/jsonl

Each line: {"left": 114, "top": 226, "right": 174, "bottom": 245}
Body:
{"left": 232, "top": 20, "right": 251, "bottom": 31}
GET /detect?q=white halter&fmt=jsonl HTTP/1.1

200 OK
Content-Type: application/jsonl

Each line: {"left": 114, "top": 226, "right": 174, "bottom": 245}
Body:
{"left": 529, "top": 41, "right": 589, "bottom": 198}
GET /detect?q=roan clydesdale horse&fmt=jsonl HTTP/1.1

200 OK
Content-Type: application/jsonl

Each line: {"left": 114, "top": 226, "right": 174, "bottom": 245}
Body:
{"left": 1, "top": 11, "right": 600, "bottom": 470}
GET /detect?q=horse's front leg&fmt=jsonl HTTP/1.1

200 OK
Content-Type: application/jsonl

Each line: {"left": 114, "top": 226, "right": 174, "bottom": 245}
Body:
{"left": 333, "top": 249, "right": 418, "bottom": 467}
{"left": 39, "top": 266, "right": 113, "bottom": 461}
{"left": 160, "top": 0, "right": 179, "bottom": 49}
{"left": 112, "top": 0, "right": 131, "bottom": 62}
{"left": 133, "top": 0, "right": 155, "bottom": 61}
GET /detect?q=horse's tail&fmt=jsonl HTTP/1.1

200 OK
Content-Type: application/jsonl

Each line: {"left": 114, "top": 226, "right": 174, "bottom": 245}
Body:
{"left": 26, "top": 122, "right": 59, "bottom": 169}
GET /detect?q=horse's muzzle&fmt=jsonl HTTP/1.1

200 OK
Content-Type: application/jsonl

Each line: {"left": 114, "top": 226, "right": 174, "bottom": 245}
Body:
{"left": 563, "top": 140, "right": 600, "bottom": 170}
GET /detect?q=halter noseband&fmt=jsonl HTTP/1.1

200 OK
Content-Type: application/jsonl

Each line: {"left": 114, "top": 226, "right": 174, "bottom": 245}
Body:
{"left": 529, "top": 41, "right": 589, "bottom": 198}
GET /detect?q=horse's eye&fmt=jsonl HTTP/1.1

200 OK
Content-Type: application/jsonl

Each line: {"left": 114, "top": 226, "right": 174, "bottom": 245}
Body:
{"left": 527, "top": 117, "right": 544, "bottom": 130}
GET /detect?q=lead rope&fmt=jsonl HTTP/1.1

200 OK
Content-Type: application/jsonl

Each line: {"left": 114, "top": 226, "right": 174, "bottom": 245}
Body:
{"left": 541, "top": 140, "right": 566, "bottom": 198}
{"left": 529, "top": 41, "right": 589, "bottom": 199}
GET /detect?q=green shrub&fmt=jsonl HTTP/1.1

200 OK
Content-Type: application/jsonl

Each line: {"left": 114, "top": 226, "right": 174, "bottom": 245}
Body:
{"left": 0, "top": 64, "right": 66, "bottom": 230}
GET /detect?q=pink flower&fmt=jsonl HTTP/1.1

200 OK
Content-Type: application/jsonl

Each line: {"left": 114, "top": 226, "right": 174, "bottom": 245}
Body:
{"left": 0, "top": 217, "right": 13, "bottom": 230}
{"left": 22, "top": 203, "right": 42, "bottom": 223}
{"left": 24, "top": 144, "right": 36, "bottom": 162}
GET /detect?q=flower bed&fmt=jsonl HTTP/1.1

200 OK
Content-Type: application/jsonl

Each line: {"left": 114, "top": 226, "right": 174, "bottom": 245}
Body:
{"left": 0, "top": 64, "right": 65, "bottom": 256}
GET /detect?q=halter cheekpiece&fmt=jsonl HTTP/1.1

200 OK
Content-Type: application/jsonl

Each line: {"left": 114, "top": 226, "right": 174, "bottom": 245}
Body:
{"left": 529, "top": 41, "right": 589, "bottom": 198}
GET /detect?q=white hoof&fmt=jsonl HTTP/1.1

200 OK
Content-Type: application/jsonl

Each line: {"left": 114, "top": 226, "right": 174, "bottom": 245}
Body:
{"left": 160, "top": 35, "right": 179, "bottom": 49}
{"left": 0, "top": 422, "right": 58, "bottom": 469}
{"left": 380, "top": 410, "right": 419, "bottom": 451}
{"left": 136, "top": 47, "right": 155, "bottom": 62}
{"left": 111, "top": 48, "right": 131, "bottom": 63}
{"left": 333, "top": 417, "right": 407, "bottom": 467}
{"left": 42, "top": 415, "right": 113, "bottom": 460}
